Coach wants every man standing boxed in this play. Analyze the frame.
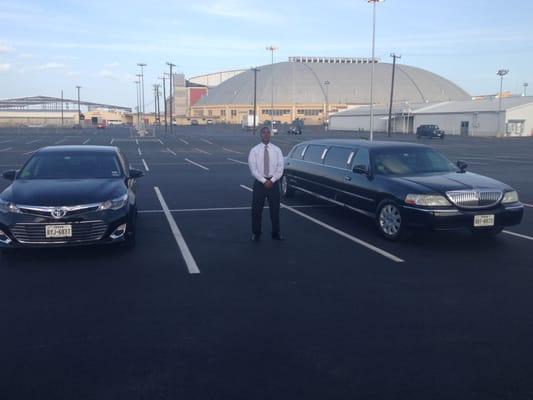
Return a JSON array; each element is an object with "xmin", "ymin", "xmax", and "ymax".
[{"xmin": 248, "ymin": 126, "xmax": 284, "ymax": 241}]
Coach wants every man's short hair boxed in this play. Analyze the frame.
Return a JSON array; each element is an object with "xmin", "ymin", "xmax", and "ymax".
[{"xmin": 260, "ymin": 127, "xmax": 270, "ymax": 135}]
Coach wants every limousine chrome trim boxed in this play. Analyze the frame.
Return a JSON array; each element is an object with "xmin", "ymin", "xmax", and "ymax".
[
  {"xmin": 402, "ymin": 205, "xmax": 461, "ymax": 215},
  {"xmin": 290, "ymin": 175, "xmax": 375, "ymax": 203},
  {"xmin": 292, "ymin": 184, "xmax": 375, "ymax": 218}
]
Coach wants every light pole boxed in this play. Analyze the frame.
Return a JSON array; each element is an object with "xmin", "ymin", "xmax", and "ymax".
[
  {"xmin": 497, "ymin": 69, "xmax": 509, "ymax": 136},
  {"xmin": 368, "ymin": 0, "xmax": 384, "ymax": 141},
  {"xmin": 159, "ymin": 75, "xmax": 168, "ymax": 132},
  {"xmin": 137, "ymin": 63, "xmax": 147, "ymax": 128},
  {"xmin": 136, "ymin": 74, "xmax": 142, "ymax": 128},
  {"xmin": 266, "ymin": 46, "xmax": 278, "ymax": 128},
  {"xmin": 76, "ymin": 85, "xmax": 82, "ymax": 127},
  {"xmin": 252, "ymin": 67, "xmax": 260, "ymax": 135},
  {"xmin": 387, "ymin": 53, "xmax": 401, "ymax": 137},
  {"xmin": 324, "ymin": 80, "xmax": 330, "ymax": 127},
  {"xmin": 167, "ymin": 62, "xmax": 176, "ymax": 133},
  {"xmin": 61, "ymin": 89, "xmax": 64, "ymax": 127},
  {"xmin": 523, "ymin": 83, "xmax": 528, "ymax": 97}
]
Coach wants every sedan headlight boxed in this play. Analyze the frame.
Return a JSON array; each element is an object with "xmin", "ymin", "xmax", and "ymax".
[
  {"xmin": 98, "ymin": 194, "xmax": 128, "ymax": 211},
  {"xmin": 405, "ymin": 194, "xmax": 452, "ymax": 207},
  {"xmin": 502, "ymin": 190, "xmax": 519, "ymax": 204},
  {"xmin": 0, "ymin": 199, "xmax": 19, "ymax": 214}
]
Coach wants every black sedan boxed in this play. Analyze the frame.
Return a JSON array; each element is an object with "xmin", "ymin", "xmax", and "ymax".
[
  {"xmin": 0, "ymin": 146, "xmax": 143, "ymax": 252},
  {"xmin": 281, "ymin": 140, "xmax": 523, "ymax": 240}
]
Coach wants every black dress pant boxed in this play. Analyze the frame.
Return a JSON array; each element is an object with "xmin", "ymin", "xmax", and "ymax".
[{"xmin": 252, "ymin": 179, "xmax": 280, "ymax": 236}]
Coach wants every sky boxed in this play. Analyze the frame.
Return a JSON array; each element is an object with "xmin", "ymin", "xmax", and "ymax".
[{"xmin": 1, "ymin": 0, "xmax": 532, "ymax": 108}]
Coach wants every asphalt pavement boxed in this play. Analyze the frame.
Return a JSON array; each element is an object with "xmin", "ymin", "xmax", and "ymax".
[{"xmin": 1, "ymin": 125, "xmax": 533, "ymax": 400}]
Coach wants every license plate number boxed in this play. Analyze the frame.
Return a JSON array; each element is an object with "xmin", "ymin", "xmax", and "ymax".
[
  {"xmin": 474, "ymin": 215, "xmax": 495, "ymax": 227},
  {"xmin": 45, "ymin": 225, "xmax": 72, "ymax": 238}
]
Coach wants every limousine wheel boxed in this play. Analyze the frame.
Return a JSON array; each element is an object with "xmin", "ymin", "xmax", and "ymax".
[
  {"xmin": 377, "ymin": 200, "xmax": 406, "ymax": 241},
  {"xmin": 281, "ymin": 176, "xmax": 295, "ymax": 198}
]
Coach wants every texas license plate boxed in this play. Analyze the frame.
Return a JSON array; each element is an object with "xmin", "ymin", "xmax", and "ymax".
[
  {"xmin": 474, "ymin": 215, "xmax": 495, "ymax": 227},
  {"xmin": 45, "ymin": 225, "xmax": 72, "ymax": 238}
]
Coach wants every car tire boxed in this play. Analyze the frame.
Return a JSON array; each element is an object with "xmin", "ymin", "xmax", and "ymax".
[
  {"xmin": 281, "ymin": 175, "xmax": 295, "ymax": 198},
  {"xmin": 121, "ymin": 210, "xmax": 137, "ymax": 249},
  {"xmin": 376, "ymin": 199, "xmax": 410, "ymax": 241},
  {"xmin": 470, "ymin": 227, "xmax": 503, "ymax": 238}
]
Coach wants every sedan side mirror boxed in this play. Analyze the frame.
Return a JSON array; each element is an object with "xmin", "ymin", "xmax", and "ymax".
[
  {"xmin": 129, "ymin": 169, "xmax": 144, "ymax": 179},
  {"xmin": 2, "ymin": 170, "xmax": 16, "ymax": 181},
  {"xmin": 456, "ymin": 161, "xmax": 468, "ymax": 173},
  {"xmin": 353, "ymin": 165, "xmax": 369, "ymax": 175}
]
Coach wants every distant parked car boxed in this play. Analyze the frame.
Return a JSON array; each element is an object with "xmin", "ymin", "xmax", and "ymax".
[
  {"xmin": 264, "ymin": 120, "xmax": 278, "ymax": 134},
  {"xmin": 288, "ymin": 118, "xmax": 304, "ymax": 135},
  {"xmin": 416, "ymin": 124, "xmax": 444, "ymax": 139},
  {"xmin": 97, "ymin": 123, "xmax": 106, "ymax": 129},
  {"xmin": 191, "ymin": 119, "xmax": 199, "ymax": 126},
  {"xmin": 206, "ymin": 119, "xmax": 214, "ymax": 125}
]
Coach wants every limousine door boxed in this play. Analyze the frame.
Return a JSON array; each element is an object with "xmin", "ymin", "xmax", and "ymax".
[
  {"xmin": 340, "ymin": 148, "xmax": 377, "ymax": 213},
  {"xmin": 320, "ymin": 146, "xmax": 355, "ymax": 203},
  {"xmin": 295, "ymin": 144, "xmax": 330, "ymax": 195}
]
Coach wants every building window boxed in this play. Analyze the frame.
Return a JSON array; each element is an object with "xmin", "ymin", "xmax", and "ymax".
[
  {"xmin": 231, "ymin": 110, "xmax": 237, "ymax": 117},
  {"xmin": 262, "ymin": 109, "xmax": 291, "ymax": 116},
  {"xmin": 208, "ymin": 110, "xmax": 213, "ymax": 117},
  {"xmin": 297, "ymin": 109, "xmax": 322, "ymax": 116},
  {"xmin": 221, "ymin": 109, "xmax": 226, "ymax": 117}
]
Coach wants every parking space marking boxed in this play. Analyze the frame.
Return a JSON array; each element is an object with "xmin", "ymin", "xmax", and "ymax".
[
  {"xmin": 110, "ymin": 138, "xmax": 115, "ymax": 145},
  {"xmin": 138, "ymin": 204, "xmax": 334, "ymax": 214},
  {"xmin": 223, "ymin": 147, "xmax": 243, "ymax": 154},
  {"xmin": 227, "ymin": 157, "xmax": 248, "ymax": 165},
  {"xmin": 154, "ymin": 186, "xmax": 200, "ymax": 274},
  {"xmin": 83, "ymin": 139, "xmax": 91, "ymax": 145},
  {"xmin": 22, "ymin": 149, "xmax": 37, "ymax": 155},
  {"xmin": 240, "ymin": 185, "xmax": 405, "ymax": 263},
  {"xmin": 194, "ymin": 148, "xmax": 211, "ymax": 155},
  {"xmin": 54, "ymin": 138, "xmax": 66, "ymax": 145},
  {"xmin": 503, "ymin": 230, "xmax": 533, "ymax": 241},
  {"xmin": 166, "ymin": 148, "xmax": 177, "ymax": 156},
  {"xmin": 136, "ymin": 139, "xmax": 139, "ymax": 145},
  {"xmin": 0, "ymin": 139, "xmax": 12, "ymax": 144},
  {"xmin": 26, "ymin": 139, "xmax": 41, "ymax": 144},
  {"xmin": 142, "ymin": 159, "xmax": 150, "ymax": 172},
  {"xmin": 179, "ymin": 138, "xmax": 189, "ymax": 145},
  {"xmin": 0, "ymin": 147, "xmax": 12, "ymax": 152},
  {"xmin": 137, "ymin": 148, "xmax": 142, "ymax": 156},
  {"xmin": 184, "ymin": 158, "xmax": 210, "ymax": 171},
  {"xmin": 158, "ymin": 139, "xmax": 164, "ymax": 145},
  {"xmin": 523, "ymin": 203, "xmax": 533, "ymax": 208},
  {"xmin": 201, "ymin": 138, "xmax": 214, "ymax": 145}
]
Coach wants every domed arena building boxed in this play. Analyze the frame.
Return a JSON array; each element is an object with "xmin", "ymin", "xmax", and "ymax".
[{"xmin": 191, "ymin": 57, "xmax": 470, "ymax": 125}]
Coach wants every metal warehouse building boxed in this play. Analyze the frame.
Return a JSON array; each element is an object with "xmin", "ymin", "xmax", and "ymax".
[
  {"xmin": 191, "ymin": 57, "xmax": 470, "ymax": 125},
  {"xmin": 329, "ymin": 96, "xmax": 533, "ymax": 137}
]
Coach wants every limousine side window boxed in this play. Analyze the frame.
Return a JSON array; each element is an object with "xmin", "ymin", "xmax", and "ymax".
[
  {"xmin": 324, "ymin": 147, "xmax": 353, "ymax": 169},
  {"xmin": 290, "ymin": 144, "xmax": 306, "ymax": 160},
  {"xmin": 303, "ymin": 145, "xmax": 327, "ymax": 163},
  {"xmin": 351, "ymin": 148, "xmax": 370, "ymax": 170}
]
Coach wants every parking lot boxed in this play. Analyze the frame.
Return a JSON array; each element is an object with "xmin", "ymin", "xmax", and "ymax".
[{"xmin": 1, "ymin": 125, "xmax": 533, "ymax": 399}]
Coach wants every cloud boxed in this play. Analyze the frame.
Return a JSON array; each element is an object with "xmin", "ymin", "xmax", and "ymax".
[
  {"xmin": 191, "ymin": 0, "xmax": 280, "ymax": 21},
  {"xmin": 37, "ymin": 62, "xmax": 70, "ymax": 70},
  {"xmin": 0, "ymin": 63, "xmax": 11, "ymax": 73},
  {"xmin": 104, "ymin": 62, "xmax": 120, "ymax": 68},
  {"xmin": 0, "ymin": 41, "xmax": 12, "ymax": 53},
  {"xmin": 96, "ymin": 69, "xmax": 133, "ymax": 82}
]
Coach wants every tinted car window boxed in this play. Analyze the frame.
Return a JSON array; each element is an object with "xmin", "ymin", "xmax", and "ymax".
[
  {"xmin": 19, "ymin": 152, "xmax": 124, "ymax": 180},
  {"xmin": 290, "ymin": 144, "xmax": 306, "ymax": 160},
  {"xmin": 351, "ymin": 148, "xmax": 370, "ymax": 168},
  {"xmin": 303, "ymin": 145, "xmax": 327, "ymax": 163},
  {"xmin": 324, "ymin": 147, "xmax": 353, "ymax": 169},
  {"xmin": 373, "ymin": 148, "xmax": 455, "ymax": 176}
]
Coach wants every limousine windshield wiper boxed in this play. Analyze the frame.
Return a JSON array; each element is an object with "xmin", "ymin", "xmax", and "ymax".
[{"xmin": 282, "ymin": 139, "xmax": 523, "ymax": 241}]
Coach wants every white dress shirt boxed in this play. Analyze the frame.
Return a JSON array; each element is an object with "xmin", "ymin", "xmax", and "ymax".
[{"xmin": 248, "ymin": 142, "xmax": 284, "ymax": 183}]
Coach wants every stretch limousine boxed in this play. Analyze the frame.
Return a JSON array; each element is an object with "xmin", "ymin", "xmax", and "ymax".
[{"xmin": 281, "ymin": 140, "xmax": 524, "ymax": 240}]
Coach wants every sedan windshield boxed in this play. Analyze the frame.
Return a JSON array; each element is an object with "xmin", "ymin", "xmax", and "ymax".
[
  {"xmin": 18, "ymin": 152, "xmax": 123, "ymax": 180},
  {"xmin": 373, "ymin": 148, "xmax": 456, "ymax": 176}
]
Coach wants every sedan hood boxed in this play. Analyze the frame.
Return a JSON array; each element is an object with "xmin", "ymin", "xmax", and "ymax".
[
  {"xmin": 1, "ymin": 179, "xmax": 126, "ymax": 206},
  {"xmin": 396, "ymin": 172, "xmax": 510, "ymax": 194}
]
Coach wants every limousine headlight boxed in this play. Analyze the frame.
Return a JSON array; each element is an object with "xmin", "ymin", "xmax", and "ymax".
[
  {"xmin": 502, "ymin": 190, "xmax": 519, "ymax": 204},
  {"xmin": 98, "ymin": 194, "xmax": 128, "ymax": 211},
  {"xmin": 405, "ymin": 194, "xmax": 452, "ymax": 207}
]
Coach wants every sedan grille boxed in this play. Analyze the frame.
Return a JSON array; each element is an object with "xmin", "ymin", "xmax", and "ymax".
[
  {"xmin": 446, "ymin": 190, "xmax": 503, "ymax": 209},
  {"xmin": 11, "ymin": 221, "xmax": 108, "ymax": 244}
]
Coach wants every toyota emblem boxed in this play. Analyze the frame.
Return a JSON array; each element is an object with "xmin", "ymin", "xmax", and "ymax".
[{"xmin": 51, "ymin": 208, "xmax": 67, "ymax": 219}]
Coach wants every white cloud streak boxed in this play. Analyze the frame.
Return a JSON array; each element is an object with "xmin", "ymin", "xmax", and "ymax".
[{"xmin": 0, "ymin": 63, "xmax": 11, "ymax": 73}]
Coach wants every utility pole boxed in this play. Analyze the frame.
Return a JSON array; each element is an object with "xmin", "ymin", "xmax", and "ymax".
[
  {"xmin": 153, "ymin": 84, "xmax": 159, "ymax": 125},
  {"xmin": 368, "ymin": 0, "xmax": 384, "ymax": 141},
  {"xmin": 136, "ymin": 75, "xmax": 142, "ymax": 128},
  {"xmin": 497, "ymin": 69, "xmax": 509, "ymax": 136},
  {"xmin": 167, "ymin": 62, "xmax": 176, "ymax": 133},
  {"xmin": 266, "ymin": 46, "xmax": 278, "ymax": 128},
  {"xmin": 76, "ymin": 85, "xmax": 81, "ymax": 127},
  {"xmin": 61, "ymin": 89, "xmax": 64, "ymax": 127},
  {"xmin": 159, "ymin": 75, "xmax": 167, "ymax": 132},
  {"xmin": 252, "ymin": 67, "xmax": 259, "ymax": 135},
  {"xmin": 387, "ymin": 53, "xmax": 401, "ymax": 137},
  {"xmin": 137, "ymin": 63, "xmax": 147, "ymax": 128},
  {"xmin": 523, "ymin": 83, "xmax": 528, "ymax": 97},
  {"xmin": 324, "ymin": 80, "xmax": 330, "ymax": 127}
]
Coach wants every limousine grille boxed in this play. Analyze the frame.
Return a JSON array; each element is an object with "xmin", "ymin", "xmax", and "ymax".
[
  {"xmin": 446, "ymin": 190, "xmax": 503, "ymax": 209},
  {"xmin": 11, "ymin": 221, "xmax": 107, "ymax": 244}
]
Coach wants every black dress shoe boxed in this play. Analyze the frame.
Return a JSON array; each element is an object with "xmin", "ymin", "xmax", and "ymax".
[
  {"xmin": 251, "ymin": 234, "xmax": 261, "ymax": 242},
  {"xmin": 271, "ymin": 234, "xmax": 285, "ymax": 241}
]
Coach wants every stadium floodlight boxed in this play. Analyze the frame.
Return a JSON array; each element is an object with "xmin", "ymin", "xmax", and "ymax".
[
  {"xmin": 266, "ymin": 46, "xmax": 278, "ymax": 126},
  {"xmin": 137, "ymin": 63, "xmax": 147, "ymax": 128},
  {"xmin": 367, "ymin": 0, "xmax": 385, "ymax": 141},
  {"xmin": 166, "ymin": 62, "xmax": 176, "ymax": 133},
  {"xmin": 497, "ymin": 69, "xmax": 509, "ymax": 135}
]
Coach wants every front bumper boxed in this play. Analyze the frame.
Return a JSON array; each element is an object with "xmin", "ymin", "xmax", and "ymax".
[
  {"xmin": 401, "ymin": 203, "xmax": 524, "ymax": 231},
  {"xmin": 0, "ymin": 208, "xmax": 131, "ymax": 249}
]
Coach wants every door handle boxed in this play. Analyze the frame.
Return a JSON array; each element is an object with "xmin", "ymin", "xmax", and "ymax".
[{"xmin": 344, "ymin": 176, "xmax": 352, "ymax": 181}]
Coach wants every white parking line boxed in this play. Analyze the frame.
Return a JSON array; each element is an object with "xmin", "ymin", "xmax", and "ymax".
[
  {"xmin": 0, "ymin": 139, "xmax": 12, "ymax": 144},
  {"xmin": 227, "ymin": 157, "xmax": 248, "ymax": 165},
  {"xmin": 184, "ymin": 158, "xmax": 210, "ymax": 171},
  {"xmin": 523, "ymin": 203, "xmax": 533, "ymax": 208},
  {"xmin": 0, "ymin": 147, "xmax": 12, "ymax": 152},
  {"xmin": 138, "ymin": 204, "xmax": 334, "ymax": 214},
  {"xmin": 223, "ymin": 147, "xmax": 243, "ymax": 154},
  {"xmin": 110, "ymin": 138, "xmax": 115, "ymax": 145},
  {"xmin": 142, "ymin": 159, "xmax": 150, "ymax": 172},
  {"xmin": 201, "ymin": 138, "xmax": 214, "ymax": 145},
  {"xmin": 166, "ymin": 148, "xmax": 177, "ymax": 156},
  {"xmin": 137, "ymin": 148, "xmax": 142, "ymax": 156},
  {"xmin": 22, "ymin": 149, "xmax": 37, "ymax": 155},
  {"xmin": 240, "ymin": 184, "xmax": 405, "ymax": 263},
  {"xmin": 83, "ymin": 138, "xmax": 91, "ymax": 145},
  {"xmin": 26, "ymin": 139, "xmax": 41, "ymax": 144},
  {"xmin": 179, "ymin": 138, "xmax": 189, "ymax": 145},
  {"xmin": 154, "ymin": 187, "xmax": 200, "ymax": 274},
  {"xmin": 503, "ymin": 230, "xmax": 533, "ymax": 241},
  {"xmin": 194, "ymin": 148, "xmax": 211, "ymax": 155},
  {"xmin": 158, "ymin": 139, "xmax": 164, "ymax": 145},
  {"xmin": 136, "ymin": 139, "xmax": 139, "ymax": 145},
  {"xmin": 54, "ymin": 138, "xmax": 66, "ymax": 145}
]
